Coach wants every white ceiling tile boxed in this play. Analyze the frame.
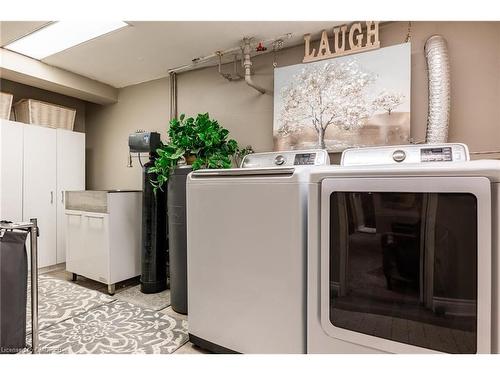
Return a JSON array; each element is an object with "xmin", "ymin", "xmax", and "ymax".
[{"xmin": 40, "ymin": 21, "xmax": 341, "ymax": 87}]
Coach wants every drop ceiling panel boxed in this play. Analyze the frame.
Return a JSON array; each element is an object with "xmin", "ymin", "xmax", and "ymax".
[
  {"xmin": 42, "ymin": 21, "xmax": 342, "ymax": 88},
  {"xmin": 0, "ymin": 21, "xmax": 51, "ymax": 46}
]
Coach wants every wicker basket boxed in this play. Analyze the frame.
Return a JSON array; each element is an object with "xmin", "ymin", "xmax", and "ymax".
[
  {"xmin": 0, "ymin": 92, "xmax": 14, "ymax": 120},
  {"xmin": 13, "ymin": 99, "xmax": 76, "ymax": 130}
]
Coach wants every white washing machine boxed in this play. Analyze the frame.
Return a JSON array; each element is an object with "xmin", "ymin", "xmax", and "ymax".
[
  {"xmin": 308, "ymin": 143, "xmax": 500, "ymax": 353},
  {"xmin": 187, "ymin": 149, "xmax": 329, "ymax": 353}
]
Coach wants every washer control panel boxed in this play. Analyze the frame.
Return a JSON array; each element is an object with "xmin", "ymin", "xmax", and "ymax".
[
  {"xmin": 293, "ymin": 153, "xmax": 318, "ymax": 165},
  {"xmin": 241, "ymin": 149, "xmax": 330, "ymax": 168},
  {"xmin": 341, "ymin": 143, "xmax": 470, "ymax": 166}
]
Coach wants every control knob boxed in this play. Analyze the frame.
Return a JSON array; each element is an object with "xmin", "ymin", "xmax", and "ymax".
[
  {"xmin": 392, "ymin": 150, "xmax": 406, "ymax": 163},
  {"xmin": 275, "ymin": 155, "xmax": 285, "ymax": 166}
]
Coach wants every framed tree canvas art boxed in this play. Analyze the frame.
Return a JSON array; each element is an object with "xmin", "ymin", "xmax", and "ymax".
[{"xmin": 273, "ymin": 43, "xmax": 411, "ymax": 152}]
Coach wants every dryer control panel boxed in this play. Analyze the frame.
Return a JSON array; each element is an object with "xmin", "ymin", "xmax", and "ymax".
[
  {"xmin": 241, "ymin": 149, "xmax": 330, "ymax": 168},
  {"xmin": 341, "ymin": 143, "xmax": 470, "ymax": 166}
]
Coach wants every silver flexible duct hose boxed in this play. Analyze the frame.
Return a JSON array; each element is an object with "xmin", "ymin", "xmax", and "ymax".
[{"xmin": 425, "ymin": 35, "xmax": 451, "ymax": 143}]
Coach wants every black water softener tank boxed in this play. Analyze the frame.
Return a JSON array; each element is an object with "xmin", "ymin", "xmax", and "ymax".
[{"xmin": 129, "ymin": 132, "xmax": 168, "ymax": 294}]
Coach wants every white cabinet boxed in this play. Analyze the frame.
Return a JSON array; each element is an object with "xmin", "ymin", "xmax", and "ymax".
[
  {"xmin": 0, "ymin": 120, "xmax": 23, "ymax": 222},
  {"xmin": 56, "ymin": 129, "xmax": 85, "ymax": 263},
  {"xmin": 0, "ymin": 119, "xmax": 85, "ymax": 268},
  {"xmin": 23, "ymin": 124, "xmax": 58, "ymax": 268},
  {"xmin": 65, "ymin": 191, "xmax": 142, "ymax": 294}
]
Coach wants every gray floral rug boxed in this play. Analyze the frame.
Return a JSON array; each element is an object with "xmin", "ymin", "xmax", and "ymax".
[
  {"xmin": 23, "ymin": 275, "xmax": 188, "ymax": 354},
  {"xmin": 35, "ymin": 301, "xmax": 188, "ymax": 354},
  {"xmin": 114, "ymin": 285, "xmax": 171, "ymax": 311},
  {"xmin": 26, "ymin": 275, "xmax": 116, "ymax": 333}
]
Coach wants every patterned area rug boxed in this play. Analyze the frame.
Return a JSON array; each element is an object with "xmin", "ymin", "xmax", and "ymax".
[
  {"xmin": 23, "ymin": 275, "xmax": 188, "ymax": 354},
  {"xmin": 35, "ymin": 301, "xmax": 188, "ymax": 354},
  {"xmin": 26, "ymin": 275, "xmax": 115, "ymax": 333},
  {"xmin": 114, "ymin": 285, "xmax": 171, "ymax": 311}
]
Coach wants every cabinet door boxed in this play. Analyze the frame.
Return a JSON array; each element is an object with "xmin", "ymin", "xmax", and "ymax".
[
  {"xmin": 65, "ymin": 211, "xmax": 84, "ymax": 274},
  {"xmin": 56, "ymin": 129, "xmax": 85, "ymax": 263},
  {"xmin": 0, "ymin": 120, "xmax": 23, "ymax": 221},
  {"xmin": 82, "ymin": 212, "xmax": 109, "ymax": 283},
  {"xmin": 23, "ymin": 125, "xmax": 57, "ymax": 268}
]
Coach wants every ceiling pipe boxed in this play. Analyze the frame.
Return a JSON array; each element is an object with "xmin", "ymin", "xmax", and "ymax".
[
  {"xmin": 167, "ymin": 33, "xmax": 292, "ymax": 74},
  {"xmin": 166, "ymin": 34, "xmax": 291, "ymax": 112},
  {"xmin": 242, "ymin": 37, "xmax": 269, "ymax": 95},
  {"xmin": 168, "ymin": 46, "xmax": 244, "ymax": 74}
]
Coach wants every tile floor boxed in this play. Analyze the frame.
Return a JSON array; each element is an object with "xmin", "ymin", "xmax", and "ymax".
[{"xmin": 43, "ymin": 269, "xmax": 210, "ymax": 354}]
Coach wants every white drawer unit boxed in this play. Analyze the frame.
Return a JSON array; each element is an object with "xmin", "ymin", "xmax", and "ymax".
[{"xmin": 65, "ymin": 190, "xmax": 142, "ymax": 294}]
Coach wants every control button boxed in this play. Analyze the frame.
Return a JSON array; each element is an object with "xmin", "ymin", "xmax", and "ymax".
[
  {"xmin": 275, "ymin": 155, "xmax": 285, "ymax": 166},
  {"xmin": 392, "ymin": 150, "xmax": 406, "ymax": 163}
]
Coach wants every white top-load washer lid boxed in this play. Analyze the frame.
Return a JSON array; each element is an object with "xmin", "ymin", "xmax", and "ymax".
[{"xmin": 189, "ymin": 149, "xmax": 330, "ymax": 182}]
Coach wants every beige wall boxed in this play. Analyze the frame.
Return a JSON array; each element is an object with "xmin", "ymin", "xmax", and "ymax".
[
  {"xmin": 1, "ymin": 78, "xmax": 87, "ymax": 132},
  {"xmin": 86, "ymin": 77, "xmax": 170, "ymax": 189},
  {"xmin": 85, "ymin": 21, "xmax": 500, "ymax": 190}
]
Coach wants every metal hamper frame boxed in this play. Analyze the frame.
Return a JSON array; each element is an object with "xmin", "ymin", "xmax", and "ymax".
[{"xmin": 0, "ymin": 218, "xmax": 39, "ymax": 354}]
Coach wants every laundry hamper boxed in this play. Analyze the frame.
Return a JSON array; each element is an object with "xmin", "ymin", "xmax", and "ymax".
[{"xmin": 0, "ymin": 230, "xmax": 28, "ymax": 353}]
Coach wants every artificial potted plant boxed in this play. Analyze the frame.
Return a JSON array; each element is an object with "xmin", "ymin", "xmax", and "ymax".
[
  {"xmin": 149, "ymin": 113, "xmax": 239, "ymax": 192},
  {"xmin": 148, "ymin": 113, "xmax": 240, "ymax": 313}
]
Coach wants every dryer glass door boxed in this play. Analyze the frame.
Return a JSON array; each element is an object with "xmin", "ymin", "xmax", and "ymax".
[{"xmin": 320, "ymin": 177, "xmax": 491, "ymax": 353}]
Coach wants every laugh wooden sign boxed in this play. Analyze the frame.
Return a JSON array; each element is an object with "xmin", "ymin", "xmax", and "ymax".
[{"xmin": 303, "ymin": 21, "xmax": 380, "ymax": 63}]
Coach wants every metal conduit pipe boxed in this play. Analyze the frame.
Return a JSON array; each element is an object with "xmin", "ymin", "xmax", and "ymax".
[
  {"xmin": 242, "ymin": 37, "xmax": 268, "ymax": 94},
  {"xmin": 168, "ymin": 45, "xmax": 244, "ymax": 74},
  {"xmin": 169, "ymin": 71, "xmax": 177, "ymax": 120}
]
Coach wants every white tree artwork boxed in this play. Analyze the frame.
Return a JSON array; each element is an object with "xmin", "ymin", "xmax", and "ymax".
[
  {"xmin": 273, "ymin": 43, "xmax": 411, "ymax": 152},
  {"xmin": 279, "ymin": 60, "xmax": 376, "ymax": 149},
  {"xmin": 372, "ymin": 91, "xmax": 405, "ymax": 115}
]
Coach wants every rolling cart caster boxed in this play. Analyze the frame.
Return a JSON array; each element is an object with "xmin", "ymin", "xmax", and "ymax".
[{"xmin": 107, "ymin": 284, "xmax": 116, "ymax": 295}]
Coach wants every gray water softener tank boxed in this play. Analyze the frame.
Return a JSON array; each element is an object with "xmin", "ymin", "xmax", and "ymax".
[{"xmin": 168, "ymin": 166, "xmax": 192, "ymax": 314}]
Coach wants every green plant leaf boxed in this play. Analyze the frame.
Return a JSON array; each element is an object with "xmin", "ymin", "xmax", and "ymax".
[{"xmin": 149, "ymin": 113, "xmax": 242, "ymax": 190}]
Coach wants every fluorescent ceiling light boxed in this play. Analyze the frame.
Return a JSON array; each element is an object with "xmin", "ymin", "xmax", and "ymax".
[{"xmin": 4, "ymin": 21, "xmax": 128, "ymax": 60}]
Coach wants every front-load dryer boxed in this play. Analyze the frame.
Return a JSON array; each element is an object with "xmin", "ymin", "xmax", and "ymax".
[
  {"xmin": 187, "ymin": 149, "xmax": 329, "ymax": 353},
  {"xmin": 308, "ymin": 144, "xmax": 500, "ymax": 353}
]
